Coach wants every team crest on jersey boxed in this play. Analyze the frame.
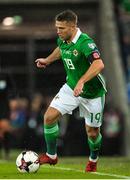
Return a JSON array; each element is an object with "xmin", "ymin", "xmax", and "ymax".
[{"xmin": 73, "ymin": 49, "xmax": 78, "ymax": 56}]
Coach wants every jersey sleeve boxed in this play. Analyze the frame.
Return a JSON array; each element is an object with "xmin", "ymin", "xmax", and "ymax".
[{"xmin": 81, "ymin": 39, "xmax": 101, "ymax": 62}]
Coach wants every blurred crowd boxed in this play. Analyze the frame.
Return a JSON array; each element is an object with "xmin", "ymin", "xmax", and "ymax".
[
  {"xmin": 0, "ymin": 91, "xmax": 124, "ymax": 160},
  {"xmin": 0, "ymin": 93, "xmax": 47, "ymax": 160},
  {"xmin": 115, "ymin": 1, "xmax": 130, "ymax": 102}
]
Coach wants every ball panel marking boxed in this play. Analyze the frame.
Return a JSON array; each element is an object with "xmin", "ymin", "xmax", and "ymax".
[{"xmin": 16, "ymin": 150, "xmax": 40, "ymax": 173}]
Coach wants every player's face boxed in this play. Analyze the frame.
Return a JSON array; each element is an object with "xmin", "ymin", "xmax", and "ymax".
[{"xmin": 55, "ymin": 20, "xmax": 76, "ymax": 42}]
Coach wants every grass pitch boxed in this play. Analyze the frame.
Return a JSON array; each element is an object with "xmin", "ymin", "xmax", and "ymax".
[{"xmin": 0, "ymin": 151, "xmax": 130, "ymax": 179}]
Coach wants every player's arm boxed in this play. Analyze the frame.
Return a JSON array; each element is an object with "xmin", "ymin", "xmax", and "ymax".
[
  {"xmin": 74, "ymin": 53, "xmax": 104, "ymax": 97},
  {"xmin": 35, "ymin": 47, "xmax": 61, "ymax": 68},
  {"xmin": 79, "ymin": 58, "xmax": 104, "ymax": 83}
]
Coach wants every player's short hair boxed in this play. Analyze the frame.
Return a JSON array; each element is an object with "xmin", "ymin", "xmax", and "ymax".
[{"xmin": 55, "ymin": 10, "xmax": 78, "ymax": 25}]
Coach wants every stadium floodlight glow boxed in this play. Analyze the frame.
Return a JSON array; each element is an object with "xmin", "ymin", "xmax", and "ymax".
[
  {"xmin": 2, "ymin": 15, "xmax": 22, "ymax": 26},
  {"xmin": 2, "ymin": 17, "xmax": 15, "ymax": 26}
]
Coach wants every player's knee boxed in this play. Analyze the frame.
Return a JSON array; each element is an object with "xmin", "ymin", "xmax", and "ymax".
[
  {"xmin": 44, "ymin": 107, "xmax": 61, "ymax": 125},
  {"xmin": 88, "ymin": 132, "xmax": 97, "ymax": 140},
  {"xmin": 44, "ymin": 111, "xmax": 57, "ymax": 125},
  {"xmin": 44, "ymin": 112, "xmax": 52, "ymax": 125},
  {"xmin": 87, "ymin": 127, "xmax": 99, "ymax": 140}
]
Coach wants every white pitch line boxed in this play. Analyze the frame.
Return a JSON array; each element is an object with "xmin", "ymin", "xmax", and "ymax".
[
  {"xmin": 43, "ymin": 166, "xmax": 130, "ymax": 179},
  {"xmin": 93, "ymin": 172, "xmax": 130, "ymax": 179}
]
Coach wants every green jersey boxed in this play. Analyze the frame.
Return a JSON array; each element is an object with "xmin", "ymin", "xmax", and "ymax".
[{"xmin": 57, "ymin": 29, "xmax": 107, "ymax": 98}]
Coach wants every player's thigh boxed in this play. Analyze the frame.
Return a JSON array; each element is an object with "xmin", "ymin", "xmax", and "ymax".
[
  {"xmin": 79, "ymin": 95, "xmax": 105, "ymax": 127},
  {"xmin": 44, "ymin": 107, "xmax": 62, "ymax": 125},
  {"xmin": 50, "ymin": 83, "xmax": 79, "ymax": 115}
]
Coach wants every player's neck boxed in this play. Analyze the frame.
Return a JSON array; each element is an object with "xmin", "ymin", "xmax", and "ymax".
[{"xmin": 66, "ymin": 28, "xmax": 78, "ymax": 44}]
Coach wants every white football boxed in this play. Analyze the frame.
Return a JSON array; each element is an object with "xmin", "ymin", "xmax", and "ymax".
[{"xmin": 16, "ymin": 150, "xmax": 40, "ymax": 173}]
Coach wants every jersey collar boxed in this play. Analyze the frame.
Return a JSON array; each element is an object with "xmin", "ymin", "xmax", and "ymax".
[{"xmin": 72, "ymin": 28, "xmax": 82, "ymax": 44}]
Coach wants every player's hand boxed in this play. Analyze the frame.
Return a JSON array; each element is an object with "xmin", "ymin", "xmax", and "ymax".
[
  {"xmin": 73, "ymin": 81, "xmax": 84, "ymax": 97},
  {"xmin": 35, "ymin": 58, "xmax": 48, "ymax": 68}
]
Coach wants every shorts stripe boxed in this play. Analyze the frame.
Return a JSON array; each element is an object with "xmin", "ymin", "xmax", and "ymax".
[
  {"xmin": 101, "ymin": 95, "xmax": 105, "ymax": 110},
  {"xmin": 101, "ymin": 95, "xmax": 105, "ymax": 121}
]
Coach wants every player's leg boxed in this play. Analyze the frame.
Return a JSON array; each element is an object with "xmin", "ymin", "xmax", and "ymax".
[
  {"xmin": 39, "ymin": 107, "xmax": 61, "ymax": 165},
  {"xmin": 85, "ymin": 125, "xmax": 101, "ymax": 172},
  {"xmin": 79, "ymin": 95, "xmax": 105, "ymax": 172},
  {"xmin": 44, "ymin": 107, "xmax": 61, "ymax": 157},
  {"xmin": 39, "ymin": 84, "xmax": 79, "ymax": 165}
]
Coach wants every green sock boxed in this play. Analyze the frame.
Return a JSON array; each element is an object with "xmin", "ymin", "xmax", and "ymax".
[
  {"xmin": 44, "ymin": 123, "xmax": 59, "ymax": 155},
  {"xmin": 88, "ymin": 133, "xmax": 102, "ymax": 160}
]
